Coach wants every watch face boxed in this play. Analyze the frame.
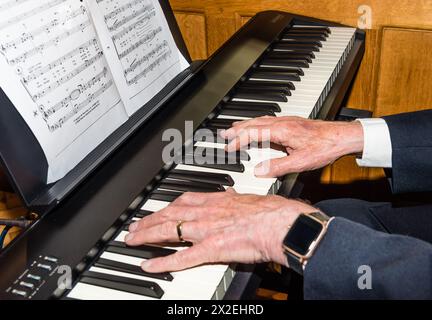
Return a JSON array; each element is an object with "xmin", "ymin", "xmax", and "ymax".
[{"xmin": 283, "ymin": 214, "xmax": 324, "ymax": 256}]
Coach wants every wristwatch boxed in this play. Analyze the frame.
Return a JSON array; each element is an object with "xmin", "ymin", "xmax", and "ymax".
[{"xmin": 282, "ymin": 212, "xmax": 334, "ymax": 275}]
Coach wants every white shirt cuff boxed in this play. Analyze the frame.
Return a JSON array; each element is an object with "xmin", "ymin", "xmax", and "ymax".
[{"xmin": 356, "ymin": 118, "xmax": 393, "ymax": 168}]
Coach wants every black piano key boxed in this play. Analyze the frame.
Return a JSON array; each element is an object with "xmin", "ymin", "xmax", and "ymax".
[
  {"xmin": 273, "ymin": 42, "xmax": 320, "ymax": 52},
  {"xmin": 159, "ymin": 179, "xmax": 225, "ymax": 193},
  {"xmin": 237, "ymin": 84, "xmax": 291, "ymax": 95},
  {"xmin": 202, "ymin": 118, "xmax": 237, "ymax": 131},
  {"xmin": 232, "ymin": 89, "xmax": 288, "ymax": 103},
  {"xmin": 231, "ymin": 91, "xmax": 287, "ymax": 103},
  {"xmin": 194, "ymin": 133, "xmax": 229, "ymax": 145},
  {"xmin": 260, "ymin": 58, "xmax": 309, "ymax": 68},
  {"xmin": 277, "ymin": 39, "xmax": 322, "ymax": 47},
  {"xmin": 150, "ymin": 190, "xmax": 182, "ymax": 202},
  {"xmin": 248, "ymin": 70, "xmax": 301, "ymax": 82},
  {"xmin": 168, "ymin": 169, "xmax": 235, "ymax": 187},
  {"xmin": 281, "ymin": 33, "xmax": 327, "ymax": 41},
  {"xmin": 242, "ymin": 80, "xmax": 295, "ymax": 92},
  {"xmin": 224, "ymin": 101, "xmax": 281, "ymax": 113},
  {"xmin": 289, "ymin": 26, "xmax": 331, "ymax": 34},
  {"xmin": 182, "ymin": 160, "xmax": 245, "ymax": 173},
  {"xmin": 186, "ymin": 146, "xmax": 250, "ymax": 162},
  {"xmin": 107, "ymin": 241, "xmax": 176, "ymax": 259},
  {"xmin": 94, "ymin": 258, "xmax": 173, "ymax": 282},
  {"xmin": 274, "ymin": 48, "xmax": 318, "ymax": 56},
  {"xmin": 254, "ymin": 66, "xmax": 304, "ymax": 76},
  {"xmin": 80, "ymin": 271, "xmax": 164, "ymax": 299},
  {"xmin": 219, "ymin": 108, "xmax": 275, "ymax": 118},
  {"xmin": 266, "ymin": 51, "xmax": 315, "ymax": 61},
  {"xmin": 135, "ymin": 210, "xmax": 152, "ymax": 219}
]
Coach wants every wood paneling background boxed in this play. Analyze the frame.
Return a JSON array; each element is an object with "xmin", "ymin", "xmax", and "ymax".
[{"xmin": 169, "ymin": 0, "xmax": 432, "ymax": 184}]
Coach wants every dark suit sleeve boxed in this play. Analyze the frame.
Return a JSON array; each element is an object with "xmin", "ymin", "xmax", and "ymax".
[
  {"xmin": 303, "ymin": 218, "xmax": 432, "ymax": 299},
  {"xmin": 383, "ymin": 110, "xmax": 432, "ymax": 194}
]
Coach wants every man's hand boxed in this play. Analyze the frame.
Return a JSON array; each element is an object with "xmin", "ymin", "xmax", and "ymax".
[
  {"xmin": 220, "ymin": 116, "xmax": 364, "ymax": 178},
  {"xmin": 125, "ymin": 189, "xmax": 317, "ymax": 273}
]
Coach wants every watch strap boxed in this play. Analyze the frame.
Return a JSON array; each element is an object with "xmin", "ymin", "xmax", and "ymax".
[
  {"xmin": 284, "ymin": 212, "xmax": 331, "ymax": 276},
  {"xmin": 286, "ymin": 251, "xmax": 303, "ymax": 275}
]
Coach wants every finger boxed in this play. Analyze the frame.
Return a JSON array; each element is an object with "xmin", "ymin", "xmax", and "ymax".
[
  {"xmin": 226, "ymin": 187, "xmax": 237, "ymax": 194},
  {"xmin": 221, "ymin": 117, "xmax": 277, "ymax": 139},
  {"xmin": 126, "ymin": 220, "xmax": 201, "ymax": 245},
  {"xmin": 141, "ymin": 244, "xmax": 215, "ymax": 273},
  {"xmin": 130, "ymin": 205, "xmax": 223, "ymax": 231},
  {"xmin": 173, "ymin": 191, "xmax": 228, "ymax": 206},
  {"xmin": 254, "ymin": 152, "xmax": 306, "ymax": 177},
  {"xmin": 225, "ymin": 126, "xmax": 274, "ymax": 152}
]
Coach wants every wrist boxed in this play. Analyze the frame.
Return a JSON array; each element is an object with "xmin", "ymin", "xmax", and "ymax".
[
  {"xmin": 268, "ymin": 201, "xmax": 317, "ymax": 268},
  {"xmin": 280, "ymin": 211, "xmax": 334, "ymax": 272},
  {"xmin": 332, "ymin": 121, "xmax": 364, "ymax": 158}
]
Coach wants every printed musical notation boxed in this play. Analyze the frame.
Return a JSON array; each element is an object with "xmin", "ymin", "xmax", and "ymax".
[
  {"xmin": 0, "ymin": 0, "xmax": 187, "ymax": 182},
  {"xmin": 88, "ymin": 0, "xmax": 189, "ymax": 114},
  {"xmin": 0, "ymin": 1, "xmax": 120, "ymax": 132},
  {"xmin": 0, "ymin": 0, "xmax": 128, "ymax": 183}
]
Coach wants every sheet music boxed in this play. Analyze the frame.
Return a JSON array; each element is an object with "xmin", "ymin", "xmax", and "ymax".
[
  {"xmin": 85, "ymin": 0, "xmax": 190, "ymax": 115},
  {"xmin": 0, "ymin": 0, "xmax": 129, "ymax": 183}
]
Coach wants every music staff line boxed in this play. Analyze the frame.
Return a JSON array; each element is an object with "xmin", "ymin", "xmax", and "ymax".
[
  {"xmin": 0, "ymin": 0, "xmax": 68, "ymax": 31},
  {"xmin": 1, "ymin": 5, "xmax": 87, "ymax": 53},
  {"xmin": 43, "ymin": 66, "xmax": 109, "ymax": 119},
  {"xmin": 117, "ymin": 27, "xmax": 162, "ymax": 60},
  {"xmin": 32, "ymin": 50, "xmax": 104, "ymax": 102},
  {"xmin": 22, "ymin": 38, "xmax": 99, "ymax": 84},
  {"xmin": 103, "ymin": 0, "xmax": 149, "ymax": 22},
  {"xmin": 8, "ymin": 20, "xmax": 92, "ymax": 66},
  {"xmin": 47, "ymin": 78, "xmax": 114, "ymax": 132},
  {"xmin": 124, "ymin": 40, "xmax": 168, "ymax": 75},
  {"xmin": 127, "ymin": 49, "xmax": 172, "ymax": 85},
  {"xmin": 107, "ymin": 4, "xmax": 154, "ymax": 32},
  {"xmin": 111, "ymin": 10, "xmax": 156, "ymax": 42},
  {"xmin": 0, "ymin": 0, "xmax": 32, "ymax": 12}
]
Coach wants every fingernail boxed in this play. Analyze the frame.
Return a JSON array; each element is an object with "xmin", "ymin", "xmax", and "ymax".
[
  {"xmin": 129, "ymin": 222, "xmax": 138, "ymax": 232},
  {"xmin": 141, "ymin": 260, "xmax": 152, "ymax": 270},
  {"xmin": 254, "ymin": 164, "xmax": 268, "ymax": 177},
  {"xmin": 125, "ymin": 233, "xmax": 134, "ymax": 243},
  {"xmin": 226, "ymin": 142, "xmax": 236, "ymax": 152},
  {"xmin": 223, "ymin": 128, "xmax": 234, "ymax": 138}
]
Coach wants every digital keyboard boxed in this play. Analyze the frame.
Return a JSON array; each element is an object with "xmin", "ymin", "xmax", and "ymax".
[{"xmin": 0, "ymin": 10, "xmax": 365, "ymax": 300}]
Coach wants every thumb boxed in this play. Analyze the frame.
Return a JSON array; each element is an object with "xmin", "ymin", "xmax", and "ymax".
[{"xmin": 254, "ymin": 153, "xmax": 305, "ymax": 178}]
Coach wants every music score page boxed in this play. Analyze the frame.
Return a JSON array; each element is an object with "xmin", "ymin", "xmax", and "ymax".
[
  {"xmin": 85, "ymin": 0, "xmax": 189, "ymax": 115},
  {"xmin": 0, "ymin": 0, "xmax": 189, "ymax": 183}
]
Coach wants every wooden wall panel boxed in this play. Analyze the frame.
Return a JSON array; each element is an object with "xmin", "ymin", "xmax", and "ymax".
[
  {"xmin": 174, "ymin": 11, "xmax": 208, "ymax": 60},
  {"xmin": 171, "ymin": 0, "xmax": 432, "ymax": 185},
  {"xmin": 375, "ymin": 27, "xmax": 432, "ymax": 116}
]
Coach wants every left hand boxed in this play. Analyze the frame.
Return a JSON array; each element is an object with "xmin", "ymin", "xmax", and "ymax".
[{"xmin": 125, "ymin": 189, "xmax": 318, "ymax": 273}]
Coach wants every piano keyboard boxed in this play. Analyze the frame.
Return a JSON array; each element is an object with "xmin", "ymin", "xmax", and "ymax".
[{"xmin": 66, "ymin": 25, "xmax": 357, "ymax": 301}]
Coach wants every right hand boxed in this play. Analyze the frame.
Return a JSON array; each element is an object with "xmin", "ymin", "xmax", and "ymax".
[{"xmin": 220, "ymin": 116, "xmax": 364, "ymax": 178}]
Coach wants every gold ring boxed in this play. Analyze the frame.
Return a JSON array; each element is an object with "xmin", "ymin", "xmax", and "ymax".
[{"xmin": 176, "ymin": 220, "xmax": 185, "ymax": 242}]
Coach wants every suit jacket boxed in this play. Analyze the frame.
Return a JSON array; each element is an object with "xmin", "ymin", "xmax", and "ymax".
[{"xmin": 304, "ymin": 110, "xmax": 432, "ymax": 299}]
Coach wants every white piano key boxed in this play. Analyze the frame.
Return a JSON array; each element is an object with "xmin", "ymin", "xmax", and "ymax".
[
  {"xmin": 99, "ymin": 252, "xmax": 227, "ymax": 286},
  {"xmin": 175, "ymin": 164, "xmax": 277, "ymax": 195},
  {"xmin": 68, "ymin": 283, "xmax": 156, "ymax": 300},
  {"xmin": 141, "ymin": 199, "xmax": 170, "ymax": 212}
]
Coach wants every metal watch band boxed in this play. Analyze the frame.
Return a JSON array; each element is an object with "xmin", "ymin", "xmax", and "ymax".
[
  {"xmin": 286, "ymin": 251, "xmax": 304, "ymax": 275},
  {"xmin": 284, "ymin": 212, "xmax": 331, "ymax": 276}
]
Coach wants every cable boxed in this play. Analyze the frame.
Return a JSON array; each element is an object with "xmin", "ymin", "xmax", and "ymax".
[
  {"xmin": 0, "ymin": 226, "xmax": 12, "ymax": 249},
  {"xmin": 0, "ymin": 219, "xmax": 33, "ymax": 229}
]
